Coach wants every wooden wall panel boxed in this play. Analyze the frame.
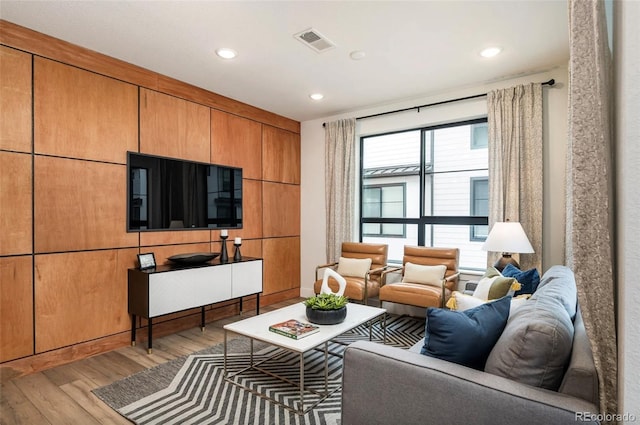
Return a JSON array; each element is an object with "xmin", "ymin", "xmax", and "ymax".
[
  {"xmin": 0, "ymin": 152, "xmax": 32, "ymax": 255},
  {"xmin": 0, "ymin": 19, "xmax": 302, "ymax": 370},
  {"xmin": 211, "ymin": 111, "xmax": 262, "ymax": 180},
  {"xmin": 1, "ymin": 20, "xmax": 299, "ymax": 132},
  {"xmin": 34, "ymin": 249, "xmax": 137, "ymax": 352},
  {"xmin": 34, "ymin": 156, "xmax": 138, "ymax": 252},
  {"xmin": 239, "ymin": 239, "xmax": 262, "ymax": 259},
  {"xmin": 140, "ymin": 230, "xmax": 210, "ymax": 247},
  {"xmin": 240, "ymin": 179, "xmax": 263, "ymax": 239},
  {"xmin": 0, "ymin": 256, "xmax": 33, "ymax": 362},
  {"xmin": 143, "ymin": 242, "xmax": 211, "ymax": 267},
  {"xmin": 263, "ymin": 182, "xmax": 300, "ymax": 238},
  {"xmin": 262, "ymin": 237, "xmax": 300, "ymax": 295},
  {"xmin": 158, "ymin": 75, "xmax": 299, "ymax": 134},
  {"xmin": 34, "ymin": 58, "xmax": 138, "ymax": 164},
  {"xmin": 0, "ymin": 46, "xmax": 31, "ymax": 153},
  {"xmin": 262, "ymin": 126, "xmax": 300, "ymax": 184},
  {"xmin": 140, "ymin": 89, "xmax": 210, "ymax": 163},
  {"xmin": 0, "ymin": 20, "xmax": 159, "ymax": 91}
]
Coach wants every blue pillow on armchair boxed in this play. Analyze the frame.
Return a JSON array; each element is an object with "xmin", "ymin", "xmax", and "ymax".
[
  {"xmin": 502, "ymin": 263, "xmax": 540, "ymax": 295},
  {"xmin": 420, "ymin": 296, "xmax": 511, "ymax": 370}
]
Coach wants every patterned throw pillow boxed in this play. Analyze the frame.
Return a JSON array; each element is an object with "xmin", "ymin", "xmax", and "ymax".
[{"xmin": 472, "ymin": 267, "xmax": 520, "ymax": 300}]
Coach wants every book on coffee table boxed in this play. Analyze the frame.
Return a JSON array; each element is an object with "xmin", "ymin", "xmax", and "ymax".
[{"xmin": 269, "ymin": 319, "xmax": 320, "ymax": 340}]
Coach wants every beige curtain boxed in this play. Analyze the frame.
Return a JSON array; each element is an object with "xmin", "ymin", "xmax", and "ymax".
[
  {"xmin": 487, "ymin": 84, "xmax": 543, "ymax": 271},
  {"xmin": 325, "ymin": 118, "xmax": 356, "ymax": 262},
  {"xmin": 566, "ymin": 0, "xmax": 617, "ymax": 419}
]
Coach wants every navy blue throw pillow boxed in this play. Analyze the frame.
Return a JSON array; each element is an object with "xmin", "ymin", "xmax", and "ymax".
[
  {"xmin": 502, "ymin": 263, "xmax": 541, "ymax": 295},
  {"xmin": 420, "ymin": 296, "xmax": 511, "ymax": 370}
]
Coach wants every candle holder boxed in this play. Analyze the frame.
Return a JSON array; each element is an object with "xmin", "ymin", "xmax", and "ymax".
[
  {"xmin": 233, "ymin": 241, "xmax": 242, "ymax": 261},
  {"xmin": 220, "ymin": 234, "xmax": 229, "ymax": 263}
]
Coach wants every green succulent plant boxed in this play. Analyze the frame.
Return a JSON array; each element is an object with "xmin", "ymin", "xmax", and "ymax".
[{"xmin": 304, "ymin": 293, "xmax": 349, "ymax": 310}]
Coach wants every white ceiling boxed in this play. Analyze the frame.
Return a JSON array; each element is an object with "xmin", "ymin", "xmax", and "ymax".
[{"xmin": 0, "ymin": 1, "xmax": 569, "ymax": 123}]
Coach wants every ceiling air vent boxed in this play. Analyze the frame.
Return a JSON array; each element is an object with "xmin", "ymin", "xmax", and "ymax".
[{"xmin": 294, "ymin": 28, "xmax": 335, "ymax": 53}]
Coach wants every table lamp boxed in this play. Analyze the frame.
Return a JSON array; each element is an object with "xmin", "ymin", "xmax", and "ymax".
[{"xmin": 481, "ymin": 221, "xmax": 534, "ymax": 271}]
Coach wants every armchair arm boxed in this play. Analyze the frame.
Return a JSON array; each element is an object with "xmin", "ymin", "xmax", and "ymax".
[
  {"xmin": 367, "ymin": 265, "xmax": 388, "ymax": 278},
  {"xmin": 463, "ymin": 279, "xmax": 480, "ymax": 295},
  {"xmin": 444, "ymin": 271, "xmax": 460, "ymax": 282},
  {"xmin": 342, "ymin": 341, "xmax": 599, "ymax": 425},
  {"xmin": 380, "ymin": 266, "xmax": 403, "ymax": 286}
]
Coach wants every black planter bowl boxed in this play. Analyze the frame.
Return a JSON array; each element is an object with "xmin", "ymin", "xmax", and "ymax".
[{"xmin": 305, "ymin": 306, "xmax": 347, "ymax": 325}]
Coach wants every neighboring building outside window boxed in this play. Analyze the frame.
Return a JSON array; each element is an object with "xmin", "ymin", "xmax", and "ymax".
[
  {"xmin": 471, "ymin": 122, "xmax": 488, "ymax": 149},
  {"xmin": 360, "ymin": 119, "xmax": 488, "ymax": 270},
  {"xmin": 470, "ymin": 177, "xmax": 489, "ymax": 241},
  {"xmin": 362, "ymin": 184, "xmax": 406, "ymax": 237}
]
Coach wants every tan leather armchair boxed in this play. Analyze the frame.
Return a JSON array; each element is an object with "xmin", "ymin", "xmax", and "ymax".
[
  {"xmin": 379, "ymin": 246, "xmax": 460, "ymax": 309},
  {"xmin": 313, "ymin": 242, "xmax": 388, "ymax": 306}
]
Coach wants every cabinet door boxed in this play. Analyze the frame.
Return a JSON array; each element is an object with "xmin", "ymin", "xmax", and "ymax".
[
  {"xmin": 232, "ymin": 260, "xmax": 263, "ymax": 298},
  {"xmin": 148, "ymin": 265, "xmax": 232, "ymax": 317}
]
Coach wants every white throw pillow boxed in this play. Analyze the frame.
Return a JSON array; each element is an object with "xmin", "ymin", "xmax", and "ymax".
[
  {"xmin": 447, "ymin": 291, "xmax": 486, "ymax": 311},
  {"xmin": 336, "ymin": 257, "xmax": 372, "ymax": 278},
  {"xmin": 447, "ymin": 291, "xmax": 531, "ymax": 316},
  {"xmin": 402, "ymin": 263, "xmax": 447, "ymax": 287}
]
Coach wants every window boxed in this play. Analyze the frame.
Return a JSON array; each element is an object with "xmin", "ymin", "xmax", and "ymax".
[
  {"xmin": 470, "ymin": 177, "xmax": 489, "ymax": 241},
  {"xmin": 360, "ymin": 119, "xmax": 488, "ymax": 270},
  {"xmin": 470, "ymin": 122, "xmax": 488, "ymax": 149},
  {"xmin": 362, "ymin": 184, "xmax": 406, "ymax": 237}
]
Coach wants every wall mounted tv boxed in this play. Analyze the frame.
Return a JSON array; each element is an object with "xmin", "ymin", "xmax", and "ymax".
[{"xmin": 127, "ymin": 152, "xmax": 242, "ymax": 231}]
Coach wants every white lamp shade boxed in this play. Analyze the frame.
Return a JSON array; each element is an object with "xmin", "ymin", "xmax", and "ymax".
[{"xmin": 481, "ymin": 221, "xmax": 534, "ymax": 254}]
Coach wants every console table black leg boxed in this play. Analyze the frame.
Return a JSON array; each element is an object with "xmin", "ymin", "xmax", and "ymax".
[
  {"xmin": 201, "ymin": 306, "xmax": 205, "ymax": 331},
  {"xmin": 256, "ymin": 293, "xmax": 260, "ymax": 315},
  {"xmin": 239, "ymin": 297, "xmax": 243, "ymax": 315},
  {"xmin": 131, "ymin": 314, "xmax": 136, "ymax": 346},
  {"xmin": 147, "ymin": 318, "xmax": 152, "ymax": 354}
]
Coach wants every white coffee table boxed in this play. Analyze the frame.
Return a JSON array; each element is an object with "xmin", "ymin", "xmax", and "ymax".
[{"xmin": 223, "ymin": 302, "xmax": 386, "ymax": 414}]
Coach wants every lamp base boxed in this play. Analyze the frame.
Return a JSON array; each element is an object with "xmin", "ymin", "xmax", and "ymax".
[{"xmin": 493, "ymin": 254, "xmax": 520, "ymax": 272}]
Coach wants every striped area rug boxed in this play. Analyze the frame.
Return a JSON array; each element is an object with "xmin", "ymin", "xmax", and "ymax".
[{"xmin": 94, "ymin": 315, "xmax": 424, "ymax": 425}]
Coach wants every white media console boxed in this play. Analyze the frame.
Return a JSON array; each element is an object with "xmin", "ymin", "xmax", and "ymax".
[{"xmin": 128, "ymin": 257, "xmax": 263, "ymax": 353}]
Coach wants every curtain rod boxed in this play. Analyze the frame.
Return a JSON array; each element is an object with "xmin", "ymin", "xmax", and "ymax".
[{"xmin": 322, "ymin": 78, "xmax": 555, "ymax": 127}]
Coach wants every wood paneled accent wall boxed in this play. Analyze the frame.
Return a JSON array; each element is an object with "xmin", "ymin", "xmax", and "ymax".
[{"xmin": 0, "ymin": 20, "xmax": 301, "ymax": 371}]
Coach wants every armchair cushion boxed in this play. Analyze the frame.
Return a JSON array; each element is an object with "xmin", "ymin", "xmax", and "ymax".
[
  {"xmin": 402, "ymin": 263, "xmax": 446, "ymax": 287},
  {"xmin": 421, "ymin": 295, "xmax": 511, "ymax": 370},
  {"xmin": 336, "ymin": 257, "xmax": 372, "ymax": 278},
  {"xmin": 473, "ymin": 267, "xmax": 519, "ymax": 300}
]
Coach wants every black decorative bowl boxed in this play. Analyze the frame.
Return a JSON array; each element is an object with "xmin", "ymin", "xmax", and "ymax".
[
  {"xmin": 305, "ymin": 306, "xmax": 347, "ymax": 325},
  {"xmin": 167, "ymin": 252, "xmax": 219, "ymax": 265}
]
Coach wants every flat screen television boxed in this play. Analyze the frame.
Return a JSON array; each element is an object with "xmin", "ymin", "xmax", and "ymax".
[{"xmin": 127, "ymin": 152, "xmax": 242, "ymax": 231}]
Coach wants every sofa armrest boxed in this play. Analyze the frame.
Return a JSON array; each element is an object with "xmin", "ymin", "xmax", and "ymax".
[
  {"xmin": 464, "ymin": 279, "xmax": 479, "ymax": 295},
  {"xmin": 342, "ymin": 341, "xmax": 599, "ymax": 425}
]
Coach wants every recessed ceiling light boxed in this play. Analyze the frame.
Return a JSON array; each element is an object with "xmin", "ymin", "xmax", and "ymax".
[
  {"xmin": 309, "ymin": 93, "xmax": 324, "ymax": 101},
  {"xmin": 216, "ymin": 48, "xmax": 237, "ymax": 59},
  {"xmin": 480, "ymin": 47, "xmax": 502, "ymax": 58}
]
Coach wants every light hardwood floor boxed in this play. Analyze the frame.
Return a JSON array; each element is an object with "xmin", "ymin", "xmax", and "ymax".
[{"xmin": 0, "ymin": 298, "xmax": 302, "ymax": 425}]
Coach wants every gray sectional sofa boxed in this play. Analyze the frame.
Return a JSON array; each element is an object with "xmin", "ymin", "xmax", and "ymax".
[{"xmin": 341, "ymin": 265, "xmax": 601, "ymax": 425}]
